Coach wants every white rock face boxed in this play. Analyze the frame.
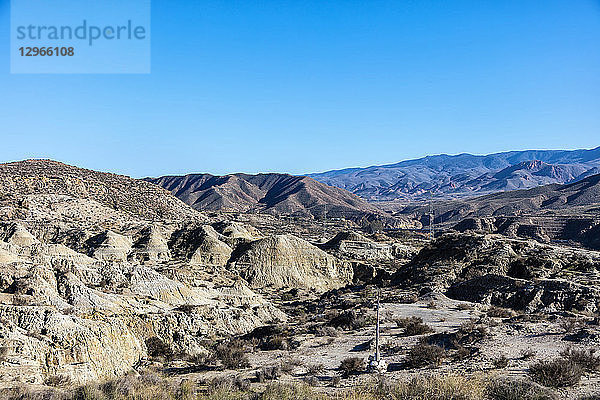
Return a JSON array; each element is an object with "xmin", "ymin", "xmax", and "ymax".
[
  {"xmin": 0, "ymin": 230, "xmax": 286, "ymax": 386},
  {"xmin": 4, "ymin": 223, "xmax": 40, "ymax": 247},
  {"xmin": 229, "ymin": 234, "xmax": 353, "ymax": 292},
  {"xmin": 130, "ymin": 225, "xmax": 171, "ymax": 263},
  {"xmin": 88, "ymin": 231, "xmax": 133, "ymax": 261}
]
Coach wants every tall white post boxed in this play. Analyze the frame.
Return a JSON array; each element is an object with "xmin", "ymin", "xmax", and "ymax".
[{"xmin": 375, "ymin": 289, "xmax": 380, "ymax": 362}]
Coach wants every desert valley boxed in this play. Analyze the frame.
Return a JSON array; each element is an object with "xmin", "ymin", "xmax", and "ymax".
[{"xmin": 0, "ymin": 150, "xmax": 599, "ymax": 400}]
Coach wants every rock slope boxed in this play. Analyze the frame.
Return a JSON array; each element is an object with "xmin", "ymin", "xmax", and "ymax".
[
  {"xmin": 0, "ymin": 161, "xmax": 359, "ymax": 387},
  {"xmin": 145, "ymin": 172, "xmax": 410, "ymax": 227},
  {"xmin": 229, "ymin": 234, "xmax": 352, "ymax": 292},
  {"xmin": 0, "ymin": 160, "xmax": 201, "ymax": 221},
  {"xmin": 392, "ymin": 232, "xmax": 600, "ymax": 313}
]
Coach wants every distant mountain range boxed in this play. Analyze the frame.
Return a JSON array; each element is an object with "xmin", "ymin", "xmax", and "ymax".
[
  {"xmin": 309, "ymin": 146, "xmax": 600, "ymax": 201},
  {"xmin": 146, "ymin": 173, "xmax": 410, "ymax": 226},
  {"xmin": 398, "ymin": 172, "xmax": 600, "ymax": 224},
  {"xmin": 394, "ymin": 172, "xmax": 600, "ymax": 249}
]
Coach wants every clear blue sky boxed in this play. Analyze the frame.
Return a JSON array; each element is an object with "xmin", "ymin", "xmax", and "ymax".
[{"xmin": 1, "ymin": 0, "xmax": 599, "ymax": 177}]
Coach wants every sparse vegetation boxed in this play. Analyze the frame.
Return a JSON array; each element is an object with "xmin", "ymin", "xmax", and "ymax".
[
  {"xmin": 485, "ymin": 377, "xmax": 558, "ymax": 400},
  {"xmin": 328, "ymin": 310, "xmax": 374, "ymax": 331},
  {"xmin": 395, "ymin": 316, "xmax": 434, "ymax": 336},
  {"xmin": 559, "ymin": 347, "xmax": 600, "ymax": 371},
  {"xmin": 529, "ymin": 358, "xmax": 584, "ymax": 387},
  {"xmin": 492, "ymin": 355, "xmax": 509, "ymax": 369},
  {"xmin": 520, "ymin": 348, "xmax": 537, "ymax": 360},
  {"xmin": 215, "ymin": 340, "xmax": 250, "ymax": 370},
  {"xmin": 145, "ymin": 336, "xmax": 174, "ymax": 361},
  {"xmin": 0, "ymin": 372, "xmax": 569, "ymax": 400},
  {"xmin": 256, "ymin": 366, "xmax": 281, "ymax": 382},
  {"xmin": 487, "ymin": 306, "xmax": 515, "ymax": 319},
  {"xmin": 406, "ymin": 343, "xmax": 446, "ymax": 368},
  {"xmin": 280, "ymin": 357, "xmax": 304, "ymax": 374},
  {"xmin": 339, "ymin": 357, "xmax": 365, "ymax": 377},
  {"xmin": 558, "ymin": 317, "xmax": 580, "ymax": 334},
  {"xmin": 306, "ymin": 363, "xmax": 325, "ymax": 376}
]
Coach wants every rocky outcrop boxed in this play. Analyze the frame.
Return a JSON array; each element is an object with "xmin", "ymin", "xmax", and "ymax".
[
  {"xmin": 1, "ymin": 223, "xmax": 39, "ymax": 247},
  {"xmin": 392, "ymin": 232, "xmax": 600, "ymax": 312},
  {"xmin": 321, "ymin": 231, "xmax": 394, "ymax": 261},
  {"xmin": 229, "ymin": 234, "xmax": 352, "ymax": 291},
  {"xmin": 130, "ymin": 226, "xmax": 171, "ymax": 263},
  {"xmin": 446, "ymin": 274, "xmax": 600, "ymax": 314},
  {"xmin": 0, "ymin": 230, "xmax": 286, "ymax": 386},
  {"xmin": 86, "ymin": 231, "xmax": 133, "ymax": 262}
]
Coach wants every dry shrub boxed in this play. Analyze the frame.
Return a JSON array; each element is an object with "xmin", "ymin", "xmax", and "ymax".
[
  {"xmin": 261, "ymin": 383, "xmax": 325, "ymax": 400},
  {"xmin": 558, "ymin": 317, "xmax": 580, "ymax": 334},
  {"xmin": 314, "ymin": 326, "xmax": 339, "ymax": 337},
  {"xmin": 386, "ymin": 375, "xmax": 485, "ymax": 400},
  {"xmin": 44, "ymin": 374, "xmax": 71, "ymax": 388},
  {"xmin": 307, "ymin": 363, "xmax": 325, "ymax": 376},
  {"xmin": 487, "ymin": 306, "xmax": 515, "ymax": 319},
  {"xmin": 395, "ymin": 316, "xmax": 434, "ymax": 336},
  {"xmin": 339, "ymin": 357, "xmax": 365, "ymax": 377},
  {"xmin": 520, "ymin": 348, "xmax": 537, "ymax": 360},
  {"xmin": 303, "ymin": 375, "xmax": 320, "ymax": 387},
  {"xmin": 208, "ymin": 374, "xmax": 251, "ymax": 393},
  {"xmin": 559, "ymin": 347, "xmax": 600, "ymax": 371},
  {"xmin": 0, "ymin": 346, "xmax": 9, "ymax": 361},
  {"xmin": 486, "ymin": 377, "xmax": 558, "ymax": 400},
  {"xmin": 406, "ymin": 343, "xmax": 446, "ymax": 368},
  {"xmin": 145, "ymin": 336, "xmax": 173, "ymax": 361},
  {"xmin": 280, "ymin": 357, "xmax": 304, "ymax": 374},
  {"xmin": 330, "ymin": 376, "xmax": 341, "ymax": 387},
  {"xmin": 256, "ymin": 366, "xmax": 281, "ymax": 383},
  {"xmin": 493, "ymin": 355, "xmax": 509, "ymax": 369},
  {"xmin": 529, "ymin": 358, "xmax": 584, "ymax": 387},
  {"xmin": 215, "ymin": 339, "xmax": 250, "ymax": 370},
  {"xmin": 328, "ymin": 310, "xmax": 373, "ymax": 331},
  {"xmin": 456, "ymin": 303, "xmax": 475, "ymax": 311}
]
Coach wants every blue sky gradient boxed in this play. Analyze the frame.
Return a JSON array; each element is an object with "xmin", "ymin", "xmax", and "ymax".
[{"xmin": 0, "ymin": 0, "xmax": 599, "ymax": 177}]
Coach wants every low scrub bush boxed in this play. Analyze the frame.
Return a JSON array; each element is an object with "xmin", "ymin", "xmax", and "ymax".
[
  {"xmin": 261, "ymin": 383, "xmax": 325, "ymax": 400},
  {"xmin": 215, "ymin": 339, "xmax": 250, "ymax": 370},
  {"xmin": 385, "ymin": 375, "xmax": 485, "ymax": 400},
  {"xmin": 487, "ymin": 306, "xmax": 515, "ymax": 319},
  {"xmin": 145, "ymin": 336, "xmax": 174, "ymax": 361},
  {"xmin": 339, "ymin": 357, "xmax": 365, "ymax": 377},
  {"xmin": 306, "ymin": 363, "xmax": 325, "ymax": 376},
  {"xmin": 256, "ymin": 366, "xmax": 281, "ymax": 383},
  {"xmin": 485, "ymin": 377, "xmax": 558, "ymax": 400},
  {"xmin": 280, "ymin": 357, "xmax": 304, "ymax": 374},
  {"xmin": 529, "ymin": 358, "xmax": 584, "ymax": 387},
  {"xmin": 328, "ymin": 310, "xmax": 373, "ymax": 331},
  {"xmin": 520, "ymin": 348, "xmax": 537, "ymax": 360},
  {"xmin": 406, "ymin": 343, "xmax": 446, "ymax": 368},
  {"xmin": 395, "ymin": 316, "xmax": 434, "ymax": 336},
  {"xmin": 493, "ymin": 355, "xmax": 509, "ymax": 369},
  {"xmin": 559, "ymin": 347, "xmax": 600, "ymax": 371}
]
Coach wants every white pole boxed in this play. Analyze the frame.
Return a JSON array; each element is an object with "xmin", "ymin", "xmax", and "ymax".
[{"xmin": 375, "ymin": 289, "xmax": 380, "ymax": 362}]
